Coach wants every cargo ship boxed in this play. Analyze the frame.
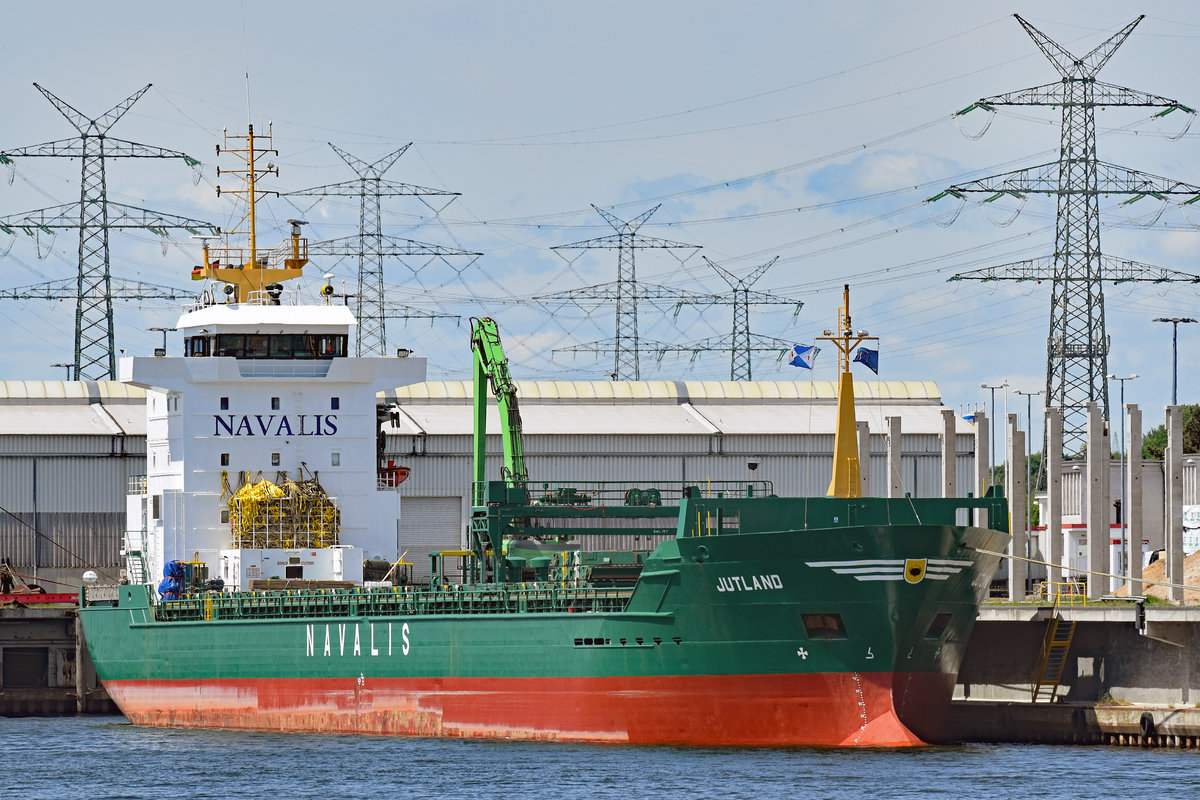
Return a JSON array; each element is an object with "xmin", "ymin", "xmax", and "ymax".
[{"xmin": 79, "ymin": 124, "xmax": 1009, "ymax": 747}]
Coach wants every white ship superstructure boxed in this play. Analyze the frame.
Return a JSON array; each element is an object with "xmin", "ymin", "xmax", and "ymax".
[{"xmin": 119, "ymin": 123, "xmax": 426, "ymax": 590}]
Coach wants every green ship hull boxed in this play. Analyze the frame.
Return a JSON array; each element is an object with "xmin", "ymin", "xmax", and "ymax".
[{"xmin": 81, "ymin": 492, "xmax": 1009, "ymax": 746}]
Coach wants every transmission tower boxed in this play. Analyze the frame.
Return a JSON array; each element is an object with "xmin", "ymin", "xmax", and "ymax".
[
  {"xmin": 0, "ymin": 83, "xmax": 218, "ymax": 380},
  {"xmin": 546, "ymin": 205, "xmax": 700, "ymax": 380},
  {"xmin": 647, "ymin": 257, "xmax": 804, "ymax": 380},
  {"xmin": 288, "ymin": 143, "xmax": 479, "ymax": 356},
  {"xmin": 0, "ymin": 276, "xmax": 192, "ymax": 302},
  {"xmin": 928, "ymin": 15, "xmax": 1200, "ymax": 453}
]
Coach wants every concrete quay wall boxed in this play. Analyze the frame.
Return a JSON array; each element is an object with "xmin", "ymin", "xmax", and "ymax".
[
  {"xmin": 0, "ymin": 607, "xmax": 114, "ymax": 715},
  {"xmin": 951, "ymin": 605, "xmax": 1200, "ymax": 746},
  {"xmin": 957, "ymin": 606, "xmax": 1200, "ymax": 706}
]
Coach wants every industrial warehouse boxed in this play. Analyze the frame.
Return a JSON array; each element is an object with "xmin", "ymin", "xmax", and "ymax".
[{"xmin": 0, "ymin": 376, "xmax": 1191, "ymax": 590}]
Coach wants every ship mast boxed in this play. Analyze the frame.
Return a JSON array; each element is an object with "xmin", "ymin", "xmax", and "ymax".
[
  {"xmin": 195, "ymin": 123, "xmax": 309, "ymax": 302},
  {"xmin": 817, "ymin": 284, "xmax": 877, "ymax": 498}
]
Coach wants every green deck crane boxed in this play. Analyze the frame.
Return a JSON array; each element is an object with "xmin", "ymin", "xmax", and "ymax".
[{"xmin": 470, "ymin": 317, "xmax": 528, "ymax": 491}]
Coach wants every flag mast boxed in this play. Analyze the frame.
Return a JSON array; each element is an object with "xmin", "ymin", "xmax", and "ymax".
[{"xmin": 818, "ymin": 284, "xmax": 877, "ymax": 498}]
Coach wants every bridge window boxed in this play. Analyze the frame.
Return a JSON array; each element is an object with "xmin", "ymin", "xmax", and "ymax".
[
  {"xmin": 186, "ymin": 333, "xmax": 349, "ymax": 360},
  {"xmin": 245, "ymin": 334, "xmax": 270, "ymax": 358}
]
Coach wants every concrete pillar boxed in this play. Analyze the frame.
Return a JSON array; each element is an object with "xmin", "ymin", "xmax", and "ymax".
[
  {"xmin": 1007, "ymin": 413, "xmax": 1027, "ymax": 601},
  {"xmin": 1046, "ymin": 407, "xmax": 1063, "ymax": 586},
  {"xmin": 973, "ymin": 410, "xmax": 989, "ymax": 528},
  {"xmin": 1086, "ymin": 402, "xmax": 1109, "ymax": 600},
  {"xmin": 886, "ymin": 416, "xmax": 903, "ymax": 498},
  {"xmin": 940, "ymin": 409, "xmax": 957, "ymax": 499},
  {"xmin": 1127, "ymin": 404, "xmax": 1143, "ymax": 596},
  {"xmin": 1166, "ymin": 405, "xmax": 1184, "ymax": 604},
  {"xmin": 857, "ymin": 421, "xmax": 870, "ymax": 497},
  {"xmin": 974, "ymin": 410, "xmax": 989, "ymax": 497}
]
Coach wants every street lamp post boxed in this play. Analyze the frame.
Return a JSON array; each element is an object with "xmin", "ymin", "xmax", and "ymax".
[
  {"xmin": 981, "ymin": 380, "xmax": 1009, "ymax": 487},
  {"xmin": 1107, "ymin": 373, "xmax": 1138, "ymax": 587},
  {"xmin": 1152, "ymin": 318, "xmax": 1196, "ymax": 405},
  {"xmin": 51, "ymin": 362, "xmax": 72, "ymax": 380}
]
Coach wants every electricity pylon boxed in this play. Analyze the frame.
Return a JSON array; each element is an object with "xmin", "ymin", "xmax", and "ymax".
[
  {"xmin": 650, "ymin": 257, "xmax": 804, "ymax": 380},
  {"xmin": 288, "ymin": 143, "xmax": 479, "ymax": 356},
  {"xmin": 0, "ymin": 83, "xmax": 218, "ymax": 380},
  {"xmin": 928, "ymin": 15, "xmax": 1200, "ymax": 453},
  {"xmin": 0, "ymin": 276, "xmax": 192, "ymax": 301},
  {"xmin": 546, "ymin": 205, "xmax": 701, "ymax": 380}
]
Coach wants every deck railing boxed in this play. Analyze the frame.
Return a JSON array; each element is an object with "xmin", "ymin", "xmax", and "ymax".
[{"xmin": 154, "ymin": 583, "xmax": 633, "ymax": 622}]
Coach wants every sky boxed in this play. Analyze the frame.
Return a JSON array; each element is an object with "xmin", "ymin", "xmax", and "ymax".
[{"xmin": 2, "ymin": 0, "xmax": 1200, "ymax": 445}]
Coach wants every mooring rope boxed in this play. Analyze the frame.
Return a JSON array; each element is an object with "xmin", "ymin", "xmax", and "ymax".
[{"xmin": 974, "ymin": 545, "xmax": 1200, "ymax": 595}]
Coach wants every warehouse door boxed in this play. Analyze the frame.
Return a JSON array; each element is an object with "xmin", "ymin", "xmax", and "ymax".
[{"xmin": 398, "ymin": 497, "xmax": 463, "ymax": 581}]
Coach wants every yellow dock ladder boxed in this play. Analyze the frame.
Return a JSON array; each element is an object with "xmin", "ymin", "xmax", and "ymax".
[{"xmin": 1031, "ymin": 589, "xmax": 1077, "ymax": 702}]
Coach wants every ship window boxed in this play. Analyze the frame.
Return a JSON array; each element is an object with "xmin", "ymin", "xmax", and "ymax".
[
  {"xmin": 270, "ymin": 334, "xmax": 294, "ymax": 358},
  {"xmin": 220, "ymin": 397, "xmax": 229, "ymax": 410},
  {"xmin": 330, "ymin": 397, "xmax": 340, "ymax": 410},
  {"xmin": 271, "ymin": 396, "xmax": 281, "ymax": 410},
  {"xmin": 925, "ymin": 613, "xmax": 952, "ymax": 640},
  {"xmin": 285, "ymin": 565, "xmax": 304, "ymax": 579},
  {"xmin": 244, "ymin": 334, "xmax": 270, "ymax": 358},
  {"xmin": 220, "ymin": 453, "xmax": 229, "ymax": 467},
  {"xmin": 190, "ymin": 336, "xmax": 210, "ymax": 357},
  {"xmin": 271, "ymin": 453, "xmax": 280, "ymax": 467},
  {"xmin": 802, "ymin": 613, "xmax": 847, "ymax": 640},
  {"xmin": 221, "ymin": 509, "xmax": 229, "ymax": 524},
  {"xmin": 152, "ymin": 495, "xmax": 161, "ymax": 520},
  {"xmin": 216, "ymin": 334, "xmax": 244, "ymax": 357},
  {"xmin": 331, "ymin": 452, "xmax": 341, "ymax": 467}
]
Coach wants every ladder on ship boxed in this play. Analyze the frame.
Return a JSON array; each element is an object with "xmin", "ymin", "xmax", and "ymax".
[
  {"xmin": 1031, "ymin": 592, "xmax": 1077, "ymax": 702},
  {"xmin": 126, "ymin": 550, "xmax": 148, "ymax": 585},
  {"xmin": 124, "ymin": 531, "xmax": 149, "ymax": 585}
]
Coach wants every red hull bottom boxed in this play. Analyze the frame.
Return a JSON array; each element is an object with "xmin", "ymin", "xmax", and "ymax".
[{"xmin": 105, "ymin": 672, "xmax": 953, "ymax": 747}]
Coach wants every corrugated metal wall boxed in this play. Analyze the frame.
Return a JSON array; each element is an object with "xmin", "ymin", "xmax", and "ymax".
[
  {"xmin": 0, "ymin": 451, "xmax": 142, "ymax": 575},
  {"xmin": 386, "ymin": 431, "xmax": 976, "ymax": 502},
  {"xmin": 0, "ymin": 512, "xmax": 123, "ymax": 572}
]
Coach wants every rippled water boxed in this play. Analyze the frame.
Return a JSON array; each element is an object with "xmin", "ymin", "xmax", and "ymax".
[{"xmin": 4, "ymin": 715, "xmax": 1200, "ymax": 800}]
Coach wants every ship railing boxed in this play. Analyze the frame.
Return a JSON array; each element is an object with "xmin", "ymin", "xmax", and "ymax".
[
  {"xmin": 186, "ymin": 282, "xmax": 306, "ymax": 313},
  {"xmin": 127, "ymin": 474, "xmax": 147, "ymax": 495},
  {"xmin": 153, "ymin": 583, "xmax": 633, "ymax": 622},
  {"xmin": 472, "ymin": 479, "xmax": 775, "ymax": 508},
  {"xmin": 204, "ymin": 238, "xmax": 308, "ymax": 274}
]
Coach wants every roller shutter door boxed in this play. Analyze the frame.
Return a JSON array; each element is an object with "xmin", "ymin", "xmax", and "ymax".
[{"xmin": 398, "ymin": 497, "xmax": 462, "ymax": 579}]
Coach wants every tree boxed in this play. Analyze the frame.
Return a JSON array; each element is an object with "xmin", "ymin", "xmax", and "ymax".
[{"xmin": 1142, "ymin": 404, "xmax": 1200, "ymax": 460}]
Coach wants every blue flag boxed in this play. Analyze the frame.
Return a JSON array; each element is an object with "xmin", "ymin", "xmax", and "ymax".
[
  {"xmin": 853, "ymin": 347, "xmax": 879, "ymax": 374},
  {"xmin": 789, "ymin": 344, "xmax": 819, "ymax": 369},
  {"xmin": 962, "ymin": 414, "xmax": 976, "ymax": 426}
]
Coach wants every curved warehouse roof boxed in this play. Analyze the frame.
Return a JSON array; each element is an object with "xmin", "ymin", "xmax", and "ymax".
[{"xmin": 381, "ymin": 380, "xmax": 970, "ymax": 437}]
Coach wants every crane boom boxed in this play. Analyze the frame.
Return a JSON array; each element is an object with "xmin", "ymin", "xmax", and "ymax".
[{"xmin": 470, "ymin": 317, "xmax": 528, "ymax": 489}]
